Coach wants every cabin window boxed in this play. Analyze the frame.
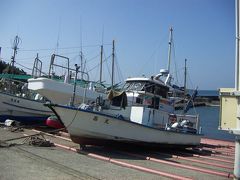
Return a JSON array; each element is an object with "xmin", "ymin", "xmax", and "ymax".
[
  {"xmin": 146, "ymin": 97, "xmax": 159, "ymax": 109},
  {"xmin": 143, "ymin": 96, "xmax": 152, "ymax": 106},
  {"xmin": 154, "ymin": 85, "xmax": 168, "ymax": 98},
  {"xmin": 145, "ymin": 83, "xmax": 154, "ymax": 93},
  {"xmin": 153, "ymin": 97, "xmax": 160, "ymax": 109},
  {"xmin": 123, "ymin": 82, "xmax": 145, "ymax": 91},
  {"xmin": 136, "ymin": 97, "xmax": 143, "ymax": 104}
]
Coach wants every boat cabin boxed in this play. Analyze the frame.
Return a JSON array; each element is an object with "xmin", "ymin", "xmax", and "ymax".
[{"xmin": 123, "ymin": 77, "xmax": 171, "ymax": 110}]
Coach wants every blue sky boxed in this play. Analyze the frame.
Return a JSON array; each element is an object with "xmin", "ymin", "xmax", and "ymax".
[{"xmin": 0, "ymin": 0, "xmax": 235, "ymax": 90}]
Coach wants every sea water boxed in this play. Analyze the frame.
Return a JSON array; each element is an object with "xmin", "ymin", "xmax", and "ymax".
[{"xmin": 187, "ymin": 106, "xmax": 235, "ymax": 141}]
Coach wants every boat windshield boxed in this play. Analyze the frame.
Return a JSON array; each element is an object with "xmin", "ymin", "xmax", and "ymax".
[{"xmin": 123, "ymin": 81, "xmax": 146, "ymax": 91}]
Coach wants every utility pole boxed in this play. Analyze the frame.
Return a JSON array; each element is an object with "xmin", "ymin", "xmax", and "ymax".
[
  {"xmin": 167, "ymin": 27, "xmax": 173, "ymax": 73},
  {"xmin": 111, "ymin": 40, "xmax": 115, "ymax": 88}
]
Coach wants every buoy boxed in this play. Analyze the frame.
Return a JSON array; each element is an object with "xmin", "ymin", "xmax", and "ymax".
[{"xmin": 46, "ymin": 116, "xmax": 64, "ymax": 129}]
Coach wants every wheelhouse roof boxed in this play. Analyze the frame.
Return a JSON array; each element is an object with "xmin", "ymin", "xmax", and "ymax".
[{"xmin": 125, "ymin": 76, "xmax": 166, "ymax": 87}]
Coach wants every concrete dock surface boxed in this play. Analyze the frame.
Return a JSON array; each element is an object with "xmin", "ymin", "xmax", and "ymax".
[{"xmin": 0, "ymin": 126, "xmax": 235, "ymax": 180}]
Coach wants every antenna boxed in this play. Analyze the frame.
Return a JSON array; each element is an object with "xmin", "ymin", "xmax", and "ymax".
[
  {"xmin": 55, "ymin": 18, "xmax": 61, "ymax": 54},
  {"xmin": 101, "ymin": 25, "xmax": 104, "ymax": 45},
  {"xmin": 11, "ymin": 35, "xmax": 21, "ymax": 69},
  {"xmin": 79, "ymin": 17, "xmax": 84, "ymax": 80}
]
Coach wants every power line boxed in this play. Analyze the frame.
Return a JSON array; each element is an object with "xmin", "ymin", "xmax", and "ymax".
[{"xmin": 16, "ymin": 44, "xmax": 112, "ymax": 52}]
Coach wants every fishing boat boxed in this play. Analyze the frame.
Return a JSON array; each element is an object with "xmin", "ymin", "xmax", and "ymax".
[
  {"xmin": 0, "ymin": 37, "xmax": 53, "ymax": 125},
  {"xmin": 28, "ymin": 40, "xmax": 123, "ymax": 107},
  {"xmin": 47, "ymin": 70, "xmax": 201, "ymax": 148},
  {"xmin": 28, "ymin": 30, "xmax": 186, "ymax": 110},
  {"xmin": 28, "ymin": 53, "xmax": 108, "ymax": 106},
  {"xmin": 158, "ymin": 27, "xmax": 188, "ymax": 109},
  {"xmin": 0, "ymin": 74, "xmax": 54, "ymax": 125}
]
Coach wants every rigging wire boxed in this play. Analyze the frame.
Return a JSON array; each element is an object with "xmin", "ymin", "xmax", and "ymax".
[
  {"xmin": 114, "ymin": 55, "xmax": 124, "ymax": 83},
  {"xmin": 85, "ymin": 53, "xmax": 100, "ymax": 63},
  {"xmin": 55, "ymin": 19, "xmax": 61, "ymax": 54},
  {"xmin": 16, "ymin": 44, "xmax": 111, "ymax": 52},
  {"xmin": 15, "ymin": 50, "xmax": 100, "ymax": 64},
  {"xmin": 16, "ymin": 51, "xmax": 82, "ymax": 61},
  {"xmin": 87, "ymin": 54, "xmax": 111, "ymax": 73},
  {"xmin": 137, "ymin": 35, "xmax": 169, "ymax": 75},
  {"xmin": 172, "ymin": 38, "xmax": 179, "ymax": 85},
  {"xmin": 15, "ymin": 62, "xmax": 32, "ymax": 71},
  {"xmin": 104, "ymin": 50, "xmax": 112, "ymax": 81},
  {"xmin": 187, "ymin": 68, "xmax": 195, "ymax": 90},
  {"xmin": 15, "ymin": 62, "xmax": 49, "ymax": 76}
]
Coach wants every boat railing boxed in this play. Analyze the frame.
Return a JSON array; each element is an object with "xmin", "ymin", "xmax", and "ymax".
[
  {"xmin": 48, "ymin": 54, "xmax": 90, "ymax": 84},
  {"xmin": 32, "ymin": 54, "xmax": 44, "ymax": 78},
  {"xmin": 32, "ymin": 53, "xmax": 108, "ymax": 95},
  {"xmin": 48, "ymin": 54, "xmax": 70, "ymax": 79},
  {"xmin": 0, "ymin": 78, "xmax": 47, "ymax": 102},
  {"xmin": 167, "ymin": 113, "xmax": 200, "ymax": 134}
]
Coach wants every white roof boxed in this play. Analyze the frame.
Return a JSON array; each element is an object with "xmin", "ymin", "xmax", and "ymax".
[{"xmin": 125, "ymin": 76, "xmax": 166, "ymax": 86}]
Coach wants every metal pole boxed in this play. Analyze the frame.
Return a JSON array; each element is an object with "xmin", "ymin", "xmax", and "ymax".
[
  {"xmin": 236, "ymin": 0, "xmax": 240, "ymax": 91},
  {"xmin": 35, "ymin": 53, "xmax": 39, "ymax": 77},
  {"xmin": 12, "ymin": 47, "xmax": 17, "ymax": 68},
  {"xmin": 11, "ymin": 35, "xmax": 20, "ymax": 73},
  {"xmin": 100, "ymin": 45, "xmax": 103, "ymax": 83},
  {"xmin": 111, "ymin": 40, "xmax": 115, "ymax": 88},
  {"xmin": 167, "ymin": 27, "xmax": 173, "ymax": 72},
  {"xmin": 80, "ymin": 51, "xmax": 83, "ymax": 80},
  {"xmin": 234, "ymin": 0, "xmax": 240, "ymax": 179},
  {"xmin": 184, "ymin": 59, "xmax": 187, "ymax": 97},
  {"xmin": 70, "ymin": 64, "xmax": 80, "ymax": 106}
]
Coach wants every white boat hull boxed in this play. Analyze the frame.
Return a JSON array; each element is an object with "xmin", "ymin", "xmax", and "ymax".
[
  {"xmin": 28, "ymin": 78, "xmax": 106, "ymax": 105},
  {"xmin": 49, "ymin": 104, "xmax": 201, "ymax": 147},
  {"xmin": 0, "ymin": 92, "xmax": 53, "ymax": 124}
]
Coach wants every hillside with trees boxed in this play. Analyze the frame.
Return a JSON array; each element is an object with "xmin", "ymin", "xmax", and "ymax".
[{"xmin": 0, "ymin": 60, "xmax": 26, "ymax": 75}]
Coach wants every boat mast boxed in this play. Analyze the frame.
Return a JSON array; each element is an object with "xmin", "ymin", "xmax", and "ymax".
[
  {"xmin": 80, "ymin": 51, "xmax": 83, "ymax": 80},
  {"xmin": 184, "ymin": 59, "xmax": 187, "ymax": 97},
  {"xmin": 100, "ymin": 45, "xmax": 103, "ymax": 83},
  {"xmin": 167, "ymin": 27, "xmax": 173, "ymax": 73},
  {"xmin": 100, "ymin": 26, "xmax": 104, "ymax": 83},
  {"xmin": 111, "ymin": 40, "xmax": 115, "ymax": 88},
  {"xmin": 79, "ymin": 20, "xmax": 84, "ymax": 80}
]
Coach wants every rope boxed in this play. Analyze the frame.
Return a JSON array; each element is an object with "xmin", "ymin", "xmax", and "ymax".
[
  {"xmin": 22, "ymin": 134, "xmax": 54, "ymax": 147},
  {"xmin": 0, "ymin": 122, "xmax": 66, "ymax": 143}
]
